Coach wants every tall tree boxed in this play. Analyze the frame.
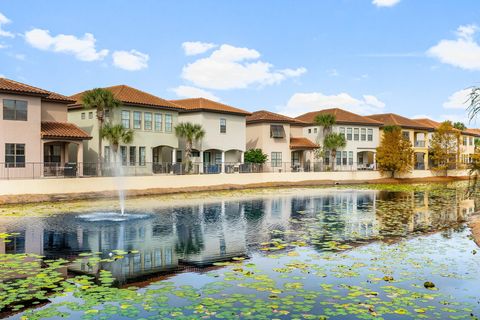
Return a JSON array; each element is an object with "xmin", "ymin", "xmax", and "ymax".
[
  {"xmin": 376, "ymin": 125, "xmax": 414, "ymax": 178},
  {"xmin": 323, "ymin": 133, "xmax": 346, "ymax": 170},
  {"xmin": 314, "ymin": 113, "xmax": 336, "ymax": 136},
  {"xmin": 429, "ymin": 121, "xmax": 460, "ymax": 176},
  {"xmin": 82, "ymin": 88, "xmax": 121, "ymax": 175},
  {"xmin": 100, "ymin": 123, "xmax": 134, "ymax": 156},
  {"xmin": 175, "ymin": 122, "xmax": 205, "ymax": 173},
  {"xmin": 453, "ymin": 122, "xmax": 466, "ymax": 131}
]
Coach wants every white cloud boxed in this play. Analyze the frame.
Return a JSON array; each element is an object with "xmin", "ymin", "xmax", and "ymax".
[
  {"xmin": 443, "ymin": 88, "xmax": 471, "ymax": 109},
  {"xmin": 279, "ymin": 91, "xmax": 386, "ymax": 116},
  {"xmin": 182, "ymin": 41, "xmax": 217, "ymax": 56},
  {"xmin": 182, "ymin": 44, "xmax": 306, "ymax": 90},
  {"xmin": 372, "ymin": 0, "xmax": 401, "ymax": 7},
  {"xmin": 112, "ymin": 50, "xmax": 149, "ymax": 71},
  {"xmin": 411, "ymin": 114, "xmax": 432, "ymax": 120},
  {"xmin": 0, "ymin": 12, "xmax": 14, "ymax": 38},
  {"xmin": 14, "ymin": 53, "xmax": 26, "ymax": 61},
  {"xmin": 427, "ymin": 24, "xmax": 480, "ymax": 70},
  {"xmin": 0, "ymin": 43, "xmax": 8, "ymax": 49},
  {"xmin": 172, "ymin": 85, "xmax": 220, "ymax": 101},
  {"xmin": 24, "ymin": 28, "xmax": 108, "ymax": 61},
  {"xmin": 439, "ymin": 113, "xmax": 469, "ymax": 124}
]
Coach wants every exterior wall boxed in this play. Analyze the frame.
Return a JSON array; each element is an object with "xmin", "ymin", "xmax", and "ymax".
[
  {"xmin": 303, "ymin": 123, "xmax": 380, "ymax": 165},
  {"xmin": 41, "ymin": 101, "xmax": 68, "ymax": 122},
  {"xmin": 246, "ymin": 122, "xmax": 292, "ymax": 164},
  {"xmin": 0, "ymin": 93, "xmax": 42, "ymax": 167},
  {"xmin": 0, "ymin": 169, "xmax": 470, "ymax": 198},
  {"xmin": 68, "ymin": 105, "xmax": 179, "ymax": 164},
  {"xmin": 178, "ymin": 111, "xmax": 246, "ymax": 164},
  {"xmin": 460, "ymin": 134, "xmax": 477, "ymax": 164}
]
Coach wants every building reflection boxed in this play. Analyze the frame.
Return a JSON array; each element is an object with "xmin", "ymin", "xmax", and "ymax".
[{"xmin": 0, "ymin": 187, "xmax": 474, "ymax": 284}]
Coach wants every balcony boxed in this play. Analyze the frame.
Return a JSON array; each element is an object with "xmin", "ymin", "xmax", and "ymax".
[{"xmin": 414, "ymin": 140, "xmax": 425, "ymax": 148}]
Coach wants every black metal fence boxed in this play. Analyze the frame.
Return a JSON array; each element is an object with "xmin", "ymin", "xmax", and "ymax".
[{"xmin": 0, "ymin": 161, "xmax": 378, "ymax": 180}]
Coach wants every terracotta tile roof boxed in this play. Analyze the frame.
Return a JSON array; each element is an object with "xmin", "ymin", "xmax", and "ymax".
[
  {"xmin": 171, "ymin": 98, "xmax": 251, "ymax": 116},
  {"xmin": 0, "ymin": 78, "xmax": 75, "ymax": 103},
  {"xmin": 70, "ymin": 85, "xmax": 185, "ymax": 110},
  {"xmin": 295, "ymin": 108, "xmax": 382, "ymax": 126},
  {"xmin": 463, "ymin": 128, "xmax": 480, "ymax": 136},
  {"xmin": 367, "ymin": 113, "xmax": 432, "ymax": 130},
  {"xmin": 247, "ymin": 110, "xmax": 306, "ymax": 125},
  {"xmin": 414, "ymin": 118, "xmax": 441, "ymax": 129},
  {"xmin": 41, "ymin": 121, "xmax": 92, "ymax": 140},
  {"xmin": 290, "ymin": 137, "xmax": 318, "ymax": 150}
]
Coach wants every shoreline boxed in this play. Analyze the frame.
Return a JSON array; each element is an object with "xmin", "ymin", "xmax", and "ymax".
[{"xmin": 0, "ymin": 175, "xmax": 470, "ymax": 205}]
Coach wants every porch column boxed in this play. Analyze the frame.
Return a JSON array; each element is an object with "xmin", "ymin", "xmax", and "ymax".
[
  {"xmin": 172, "ymin": 148, "xmax": 177, "ymax": 164},
  {"xmin": 221, "ymin": 151, "xmax": 225, "ymax": 173},
  {"xmin": 40, "ymin": 141, "xmax": 45, "ymax": 178},
  {"xmin": 240, "ymin": 151, "xmax": 244, "ymax": 163},
  {"xmin": 77, "ymin": 142, "xmax": 84, "ymax": 177},
  {"xmin": 424, "ymin": 152, "xmax": 429, "ymax": 170},
  {"xmin": 64, "ymin": 142, "xmax": 70, "ymax": 164},
  {"xmin": 373, "ymin": 152, "xmax": 376, "ymax": 170},
  {"xmin": 199, "ymin": 151, "xmax": 204, "ymax": 174}
]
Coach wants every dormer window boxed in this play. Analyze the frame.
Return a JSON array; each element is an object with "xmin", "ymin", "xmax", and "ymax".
[{"xmin": 270, "ymin": 124, "xmax": 285, "ymax": 138}]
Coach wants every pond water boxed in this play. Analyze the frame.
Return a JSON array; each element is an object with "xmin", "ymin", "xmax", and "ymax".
[{"xmin": 1, "ymin": 183, "xmax": 479, "ymax": 319}]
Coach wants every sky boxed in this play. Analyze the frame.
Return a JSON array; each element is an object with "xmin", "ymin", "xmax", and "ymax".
[{"xmin": 1, "ymin": 0, "xmax": 479, "ymax": 125}]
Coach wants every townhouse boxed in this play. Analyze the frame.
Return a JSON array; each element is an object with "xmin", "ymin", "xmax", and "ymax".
[
  {"xmin": 414, "ymin": 118, "xmax": 480, "ymax": 166},
  {"xmin": 172, "ymin": 98, "xmax": 251, "ymax": 173},
  {"xmin": 0, "ymin": 78, "xmax": 91, "ymax": 178},
  {"xmin": 68, "ymin": 85, "xmax": 185, "ymax": 174},
  {"xmin": 296, "ymin": 108, "xmax": 382, "ymax": 170},
  {"xmin": 246, "ymin": 110, "xmax": 317, "ymax": 172},
  {"xmin": 367, "ymin": 113, "xmax": 432, "ymax": 170}
]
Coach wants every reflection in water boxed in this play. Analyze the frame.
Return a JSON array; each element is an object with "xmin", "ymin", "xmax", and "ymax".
[{"xmin": 0, "ymin": 187, "xmax": 474, "ymax": 284}]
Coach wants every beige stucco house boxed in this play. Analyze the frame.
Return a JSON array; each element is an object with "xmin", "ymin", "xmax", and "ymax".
[
  {"xmin": 246, "ymin": 110, "xmax": 317, "ymax": 172},
  {"xmin": 296, "ymin": 108, "xmax": 382, "ymax": 170},
  {"xmin": 0, "ymin": 78, "xmax": 91, "ymax": 179},
  {"xmin": 68, "ymin": 85, "xmax": 185, "ymax": 175},
  {"xmin": 171, "ymin": 98, "xmax": 251, "ymax": 173}
]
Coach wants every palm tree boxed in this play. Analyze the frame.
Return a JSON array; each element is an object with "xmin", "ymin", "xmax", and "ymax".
[
  {"xmin": 314, "ymin": 113, "xmax": 336, "ymax": 136},
  {"xmin": 323, "ymin": 133, "xmax": 346, "ymax": 171},
  {"xmin": 467, "ymin": 87, "xmax": 480, "ymax": 120},
  {"xmin": 175, "ymin": 122, "xmax": 205, "ymax": 173},
  {"xmin": 100, "ymin": 123, "xmax": 134, "ymax": 156},
  {"xmin": 82, "ymin": 88, "xmax": 121, "ymax": 175}
]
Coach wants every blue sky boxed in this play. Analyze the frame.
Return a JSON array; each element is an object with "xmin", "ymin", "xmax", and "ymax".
[{"xmin": 1, "ymin": 0, "xmax": 479, "ymax": 124}]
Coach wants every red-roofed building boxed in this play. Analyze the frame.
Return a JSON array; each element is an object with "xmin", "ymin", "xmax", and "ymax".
[{"xmin": 0, "ymin": 78, "xmax": 91, "ymax": 178}]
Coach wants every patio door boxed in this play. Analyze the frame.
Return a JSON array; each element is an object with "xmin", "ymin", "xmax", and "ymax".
[
  {"xmin": 203, "ymin": 151, "xmax": 211, "ymax": 164},
  {"xmin": 292, "ymin": 151, "xmax": 300, "ymax": 166},
  {"xmin": 44, "ymin": 144, "xmax": 62, "ymax": 164}
]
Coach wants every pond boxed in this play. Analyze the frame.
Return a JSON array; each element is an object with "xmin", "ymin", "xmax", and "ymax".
[{"xmin": 0, "ymin": 183, "xmax": 479, "ymax": 319}]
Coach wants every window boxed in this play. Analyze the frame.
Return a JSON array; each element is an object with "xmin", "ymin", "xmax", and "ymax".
[
  {"xmin": 402, "ymin": 131, "xmax": 410, "ymax": 140},
  {"xmin": 342, "ymin": 151, "xmax": 347, "ymax": 165},
  {"xmin": 104, "ymin": 146, "xmax": 111, "ymax": 163},
  {"xmin": 347, "ymin": 128, "xmax": 352, "ymax": 141},
  {"xmin": 154, "ymin": 113, "xmax": 162, "ymax": 131},
  {"xmin": 5, "ymin": 143, "xmax": 25, "ymax": 168},
  {"xmin": 81, "ymin": 112, "xmax": 85, "ymax": 120},
  {"xmin": 144, "ymin": 112, "xmax": 152, "ymax": 130},
  {"xmin": 336, "ymin": 151, "xmax": 341, "ymax": 165},
  {"xmin": 139, "ymin": 147, "xmax": 146, "ymax": 166},
  {"xmin": 314, "ymin": 128, "xmax": 318, "ymax": 134},
  {"xmin": 463, "ymin": 137, "xmax": 468, "ymax": 146},
  {"xmin": 270, "ymin": 125, "xmax": 285, "ymax": 138},
  {"xmin": 220, "ymin": 118, "xmax": 226, "ymax": 133},
  {"xmin": 120, "ymin": 146, "xmax": 127, "ymax": 166},
  {"xmin": 105, "ymin": 109, "xmax": 110, "ymax": 118},
  {"xmin": 215, "ymin": 152, "xmax": 222, "ymax": 164},
  {"xmin": 133, "ymin": 111, "xmax": 142, "ymax": 129},
  {"xmin": 129, "ymin": 147, "xmax": 136, "ymax": 166},
  {"xmin": 354, "ymin": 128, "xmax": 359, "ymax": 141},
  {"xmin": 348, "ymin": 151, "xmax": 353, "ymax": 165},
  {"xmin": 361, "ymin": 128, "xmax": 366, "ymax": 141},
  {"xmin": 89, "ymin": 112, "xmax": 93, "ymax": 119},
  {"xmin": 44, "ymin": 145, "xmax": 61, "ymax": 163},
  {"xmin": 3, "ymin": 99, "xmax": 27, "ymax": 121},
  {"xmin": 470, "ymin": 137, "xmax": 473, "ymax": 146},
  {"xmin": 191, "ymin": 150, "xmax": 200, "ymax": 157},
  {"xmin": 121, "ymin": 111, "xmax": 130, "ymax": 128},
  {"xmin": 308, "ymin": 128, "xmax": 312, "ymax": 134},
  {"xmin": 324, "ymin": 151, "xmax": 330, "ymax": 165},
  {"xmin": 367, "ymin": 129, "xmax": 373, "ymax": 141},
  {"xmin": 165, "ymin": 114, "xmax": 172, "ymax": 132},
  {"xmin": 271, "ymin": 152, "xmax": 282, "ymax": 167},
  {"xmin": 339, "ymin": 127, "xmax": 345, "ymax": 139}
]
